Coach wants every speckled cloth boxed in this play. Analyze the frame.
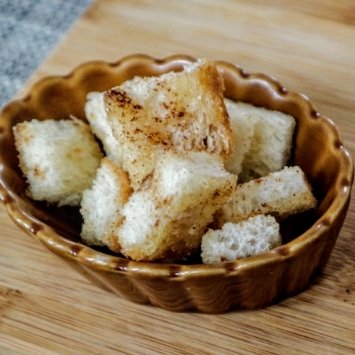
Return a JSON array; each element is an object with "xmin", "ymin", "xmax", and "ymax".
[{"xmin": 0, "ymin": 0, "xmax": 93, "ymax": 109}]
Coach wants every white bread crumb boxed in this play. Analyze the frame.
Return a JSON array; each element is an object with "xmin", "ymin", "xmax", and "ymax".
[
  {"xmin": 201, "ymin": 214, "xmax": 281, "ymax": 263},
  {"xmin": 115, "ymin": 151, "xmax": 237, "ymax": 261},
  {"xmin": 218, "ymin": 165, "xmax": 317, "ymax": 225},
  {"xmin": 80, "ymin": 158, "xmax": 132, "ymax": 248},
  {"xmin": 13, "ymin": 118, "xmax": 103, "ymax": 206}
]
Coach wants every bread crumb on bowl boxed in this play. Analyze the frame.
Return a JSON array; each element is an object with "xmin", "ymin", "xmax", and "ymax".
[{"xmin": 0, "ymin": 54, "xmax": 353, "ymax": 313}]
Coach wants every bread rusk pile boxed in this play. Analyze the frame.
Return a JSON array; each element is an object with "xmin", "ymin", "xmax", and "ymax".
[
  {"xmin": 13, "ymin": 58, "xmax": 318, "ymax": 263},
  {"xmin": 81, "ymin": 59, "xmax": 237, "ymax": 261},
  {"xmin": 202, "ymin": 166, "xmax": 317, "ymax": 263}
]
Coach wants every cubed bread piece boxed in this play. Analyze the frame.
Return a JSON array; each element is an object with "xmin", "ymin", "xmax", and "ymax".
[
  {"xmin": 225, "ymin": 100, "xmax": 296, "ymax": 182},
  {"xmin": 201, "ymin": 214, "xmax": 281, "ymax": 263},
  {"xmin": 103, "ymin": 59, "xmax": 233, "ymax": 190},
  {"xmin": 217, "ymin": 165, "xmax": 317, "ymax": 225},
  {"xmin": 85, "ymin": 92, "xmax": 122, "ymax": 166},
  {"xmin": 114, "ymin": 151, "xmax": 237, "ymax": 262},
  {"xmin": 13, "ymin": 118, "xmax": 103, "ymax": 206},
  {"xmin": 80, "ymin": 158, "xmax": 132, "ymax": 248},
  {"xmin": 224, "ymin": 98, "xmax": 255, "ymax": 176}
]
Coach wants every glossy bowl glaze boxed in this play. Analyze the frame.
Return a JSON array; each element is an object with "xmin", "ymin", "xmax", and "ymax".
[{"xmin": 0, "ymin": 54, "xmax": 353, "ymax": 313}]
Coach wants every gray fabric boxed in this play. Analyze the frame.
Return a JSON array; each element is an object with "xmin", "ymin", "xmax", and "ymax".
[{"xmin": 0, "ymin": 0, "xmax": 94, "ymax": 109}]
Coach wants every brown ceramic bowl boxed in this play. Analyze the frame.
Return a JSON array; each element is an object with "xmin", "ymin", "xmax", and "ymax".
[{"xmin": 0, "ymin": 54, "xmax": 353, "ymax": 313}]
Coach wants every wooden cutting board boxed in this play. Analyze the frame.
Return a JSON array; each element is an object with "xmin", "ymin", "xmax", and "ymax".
[{"xmin": 1, "ymin": 0, "xmax": 355, "ymax": 354}]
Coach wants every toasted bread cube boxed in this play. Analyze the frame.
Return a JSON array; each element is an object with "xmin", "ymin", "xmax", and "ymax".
[
  {"xmin": 201, "ymin": 214, "xmax": 281, "ymax": 263},
  {"xmin": 103, "ymin": 59, "xmax": 233, "ymax": 190},
  {"xmin": 217, "ymin": 166, "xmax": 317, "ymax": 225},
  {"xmin": 80, "ymin": 158, "xmax": 132, "ymax": 248},
  {"xmin": 13, "ymin": 118, "xmax": 103, "ymax": 206},
  {"xmin": 224, "ymin": 100, "xmax": 296, "ymax": 182},
  {"xmin": 114, "ymin": 151, "xmax": 237, "ymax": 262}
]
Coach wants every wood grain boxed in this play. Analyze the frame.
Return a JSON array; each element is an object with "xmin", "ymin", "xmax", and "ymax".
[{"xmin": 1, "ymin": 0, "xmax": 355, "ymax": 354}]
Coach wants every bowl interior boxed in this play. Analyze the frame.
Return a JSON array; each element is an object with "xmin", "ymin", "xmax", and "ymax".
[{"xmin": 0, "ymin": 54, "xmax": 353, "ymax": 272}]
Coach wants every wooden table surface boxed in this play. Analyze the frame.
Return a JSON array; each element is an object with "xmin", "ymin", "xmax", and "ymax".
[{"xmin": 1, "ymin": 0, "xmax": 355, "ymax": 354}]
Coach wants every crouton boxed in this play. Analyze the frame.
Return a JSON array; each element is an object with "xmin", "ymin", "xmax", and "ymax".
[
  {"xmin": 217, "ymin": 165, "xmax": 317, "ymax": 226},
  {"xmin": 13, "ymin": 118, "xmax": 103, "ymax": 206},
  {"xmin": 104, "ymin": 59, "xmax": 233, "ymax": 190},
  {"xmin": 201, "ymin": 214, "xmax": 281, "ymax": 263},
  {"xmin": 224, "ymin": 99, "xmax": 296, "ymax": 182}
]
